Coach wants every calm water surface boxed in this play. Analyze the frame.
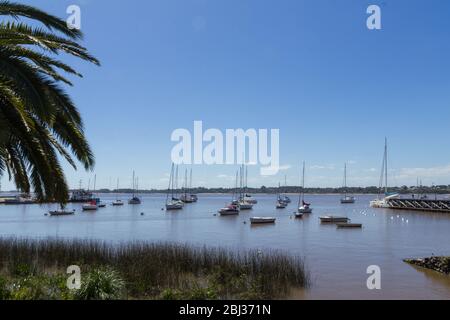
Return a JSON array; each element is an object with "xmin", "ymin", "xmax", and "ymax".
[{"xmin": 1, "ymin": 193, "xmax": 449, "ymax": 300}]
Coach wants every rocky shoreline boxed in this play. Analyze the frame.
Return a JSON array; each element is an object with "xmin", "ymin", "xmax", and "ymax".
[{"xmin": 404, "ymin": 256, "xmax": 450, "ymax": 275}]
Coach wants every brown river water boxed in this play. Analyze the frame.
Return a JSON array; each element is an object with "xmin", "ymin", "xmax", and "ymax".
[{"xmin": 0, "ymin": 193, "xmax": 449, "ymax": 300}]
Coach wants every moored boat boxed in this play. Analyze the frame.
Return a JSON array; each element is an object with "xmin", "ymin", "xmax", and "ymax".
[
  {"xmin": 3, "ymin": 194, "xmax": 35, "ymax": 205},
  {"xmin": 238, "ymin": 165, "xmax": 253, "ymax": 210},
  {"xmin": 165, "ymin": 164, "xmax": 184, "ymax": 211},
  {"xmin": 219, "ymin": 204, "xmax": 240, "ymax": 216},
  {"xmin": 340, "ymin": 163, "xmax": 356, "ymax": 204},
  {"xmin": 128, "ymin": 171, "xmax": 142, "ymax": 205},
  {"xmin": 370, "ymin": 139, "xmax": 399, "ymax": 209},
  {"xmin": 49, "ymin": 207, "xmax": 75, "ymax": 216},
  {"xmin": 250, "ymin": 217, "xmax": 276, "ymax": 224},
  {"xmin": 112, "ymin": 200, "xmax": 124, "ymax": 206},
  {"xmin": 82, "ymin": 200, "xmax": 98, "ymax": 211},
  {"xmin": 297, "ymin": 162, "xmax": 313, "ymax": 215},
  {"xmin": 166, "ymin": 200, "xmax": 184, "ymax": 210},
  {"xmin": 276, "ymin": 200, "xmax": 287, "ymax": 209},
  {"xmin": 320, "ymin": 216, "xmax": 350, "ymax": 223},
  {"xmin": 112, "ymin": 178, "xmax": 124, "ymax": 206},
  {"xmin": 337, "ymin": 223, "xmax": 362, "ymax": 229}
]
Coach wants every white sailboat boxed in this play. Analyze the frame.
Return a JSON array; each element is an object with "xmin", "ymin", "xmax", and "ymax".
[
  {"xmin": 112, "ymin": 178, "xmax": 124, "ymax": 206},
  {"xmin": 243, "ymin": 166, "xmax": 258, "ymax": 204},
  {"xmin": 340, "ymin": 163, "xmax": 355, "ymax": 204},
  {"xmin": 166, "ymin": 164, "xmax": 184, "ymax": 210},
  {"xmin": 297, "ymin": 162, "xmax": 312, "ymax": 216},
  {"xmin": 238, "ymin": 165, "xmax": 253, "ymax": 210},
  {"xmin": 370, "ymin": 138, "xmax": 399, "ymax": 208},
  {"xmin": 219, "ymin": 171, "xmax": 240, "ymax": 216},
  {"xmin": 128, "ymin": 171, "xmax": 141, "ymax": 204},
  {"xmin": 83, "ymin": 175, "xmax": 98, "ymax": 211},
  {"xmin": 189, "ymin": 169, "xmax": 198, "ymax": 203},
  {"xmin": 180, "ymin": 169, "xmax": 194, "ymax": 203},
  {"xmin": 276, "ymin": 183, "xmax": 287, "ymax": 209}
]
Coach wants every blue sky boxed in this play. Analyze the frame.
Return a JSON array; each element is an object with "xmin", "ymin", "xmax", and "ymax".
[{"xmin": 2, "ymin": 0, "xmax": 450, "ymax": 190}]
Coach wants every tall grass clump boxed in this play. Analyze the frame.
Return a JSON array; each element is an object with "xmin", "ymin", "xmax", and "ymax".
[{"xmin": 0, "ymin": 238, "xmax": 309, "ymax": 300}]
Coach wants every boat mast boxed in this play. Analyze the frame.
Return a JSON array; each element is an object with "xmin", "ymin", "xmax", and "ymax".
[
  {"xmin": 94, "ymin": 174, "xmax": 97, "ymax": 197},
  {"xmin": 167, "ymin": 164, "xmax": 174, "ymax": 203},
  {"xmin": 184, "ymin": 169, "xmax": 188, "ymax": 199},
  {"xmin": 302, "ymin": 161, "xmax": 305, "ymax": 203},
  {"xmin": 344, "ymin": 163, "xmax": 347, "ymax": 197},
  {"xmin": 132, "ymin": 171, "xmax": 135, "ymax": 198},
  {"xmin": 189, "ymin": 168, "xmax": 193, "ymax": 196},
  {"xmin": 116, "ymin": 178, "xmax": 119, "ymax": 201},
  {"xmin": 384, "ymin": 138, "xmax": 388, "ymax": 195}
]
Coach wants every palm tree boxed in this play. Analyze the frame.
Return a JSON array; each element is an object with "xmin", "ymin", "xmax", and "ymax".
[{"xmin": 0, "ymin": 1, "xmax": 99, "ymax": 203}]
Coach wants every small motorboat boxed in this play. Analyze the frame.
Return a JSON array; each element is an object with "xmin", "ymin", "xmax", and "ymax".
[
  {"xmin": 128, "ymin": 197, "xmax": 141, "ymax": 205},
  {"xmin": 82, "ymin": 201, "xmax": 98, "ymax": 211},
  {"xmin": 337, "ymin": 223, "xmax": 362, "ymax": 229},
  {"xmin": 219, "ymin": 204, "xmax": 240, "ymax": 216},
  {"xmin": 320, "ymin": 216, "xmax": 350, "ymax": 223},
  {"xmin": 238, "ymin": 200, "xmax": 253, "ymax": 210},
  {"xmin": 98, "ymin": 202, "xmax": 106, "ymax": 208},
  {"xmin": 112, "ymin": 200, "xmax": 124, "ymax": 206},
  {"xmin": 295, "ymin": 212, "xmax": 304, "ymax": 219},
  {"xmin": 49, "ymin": 209, "xmax": 75, "ymax": 216},
  {"xmin": 244, "ymin": 194, "xmax": 258, "ymax": 204},
  {"xmin": 165, "ymin": 200, "xmax": 183, "ymax": 211},
  {"xmin": 276, "ymin": 200, "xmax": 287, "ymax": 209},
  {"xmin": 180, "ymin": 194, "xmax": 194, "ymax": 204},
  {"xmin": 250, "ymin": 217, "xmax": 276, "ymax": 225},
  {"xmin": 341, "ymin": 196, "xmax": 356, "ymax": 204}
]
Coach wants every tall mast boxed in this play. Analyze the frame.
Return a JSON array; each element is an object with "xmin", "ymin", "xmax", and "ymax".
[
  {"xmin": 116, "ymin": 178, "xmax": 119, "ymax": 200},
  {"xmin": 302, "ymin": 161, "xmax": 306, "ymax": 202},
  {"xmin": 167, "ymin": 164, "xmax": 174, "ymax": 203},
  {"xmin": 175, "ymin": 165, "xmax": 179, "ymax": 198},
  {"xmin": 385, "ymin": 138, "xmax": 388, "ymax": 195},
  {"xmin": 132, "ymin": 171, "xmax": 135, "ymax": 198},
  {"xmin": 94, "ymin": 175, "xmax": 97, "ymax": 196},
  {"xmin": 189, "ymin": 168, "xmax": 193, "ymax": 195},
  {"xmin": 344, "ymin": 163, "xmax": 347, "ymax": 196},
  {"xmin": 184, "ymin": 169, "xmax": 188, "ymax": 198}
]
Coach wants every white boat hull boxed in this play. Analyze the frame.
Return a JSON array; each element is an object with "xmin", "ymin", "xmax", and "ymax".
[
  {"xmin": 166, "ymin": 203, "xmax": 183, "ymax": 210},
  {"xmin": 298, "ymin": 206, "xmax": 312, "ymax": 214},
  {"xmin": 239, "ymin": 203, "xmax": 253, "ymax": 210}
]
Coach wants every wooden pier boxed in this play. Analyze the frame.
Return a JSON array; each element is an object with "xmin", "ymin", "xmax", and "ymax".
[{"xmin": 387, "ymin": 198, "xmax": 450, "ymax": 213}]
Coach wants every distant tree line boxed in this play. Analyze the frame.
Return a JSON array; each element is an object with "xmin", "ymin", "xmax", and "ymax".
[{"xmin": 90, "ymin": 185, "xmax": 450, "ymax": 195}]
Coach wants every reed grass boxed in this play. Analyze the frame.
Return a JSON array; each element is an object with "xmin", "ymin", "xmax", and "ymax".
[{"xmin": 0, "ymin": 238, "xmax": 309, "ymax": 300}]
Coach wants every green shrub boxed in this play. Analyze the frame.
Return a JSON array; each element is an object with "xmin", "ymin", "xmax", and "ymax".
[
  {"xmin": 0, "ymin": 277, "xmax": 11, "ymax": 300},
  {"xmin": 74, "ymin": 268, "xmax": 125, "ymax": 300}
]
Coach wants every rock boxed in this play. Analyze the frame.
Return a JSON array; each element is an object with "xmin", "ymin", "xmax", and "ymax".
[{"xmin": 404, "ymin": 256, "xmax": 450, "ymax": 275}]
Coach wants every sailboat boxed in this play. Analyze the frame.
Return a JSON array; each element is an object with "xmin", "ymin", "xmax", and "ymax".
[
  {"xmin": 243, "ymin": 166, "xmax": 258, "ymax": 204},
  {"xmin": 238, "ymin": 165, "xmax": 253, "ymax": 210},
  {"xmin": 297, "ymin": 162, "xmax": 312, "ymax": 216},
  {"xmin": 180, "ymin": 169, "xmax": 194, "ymax": 203},
  {"xmin": 280, "ymin": 175, "xmax": 291, "ymax": 204},
  {"xmin": 83, "ymin": 175, "xmax": 99, "ymax": 211},
  {"xmin": 128, "ymin": 171, "xmax": 141, "ymax": 204},
  {"xmin": 276, "ymin": 183, "xmax": 287, "ymax": 209},
  {"xmin": 166, "ymin": 164, "xmax": 184, "ymax": 210},
  {"xmin": 189, "ymin": 169, "xmax": 198, "ymax": 203},
  {"xmin": 340, "ymin": 163, "xmax": 355, "ymax": 204},
  {"xmin": 219, "ymin": 171, "xmax": 240, "ymax": 216},
  {"xmin": 370, "ymin": 138, "xmax": 399, "ymax": 208},
  {"xmin": 112, "ymin": 178, "xmax": 124, "ymax": 206}
]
